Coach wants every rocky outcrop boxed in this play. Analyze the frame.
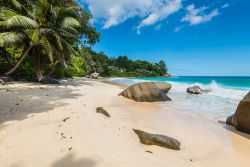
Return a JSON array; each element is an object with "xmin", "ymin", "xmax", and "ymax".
[
  {"xmin": 90, "ymin": 73, "xmax": 99, "ymax": 79},
  {"xmin": 133, "ymin": 129, "xmax": 180, "ymax": 150},
  {"xmin": 96, "ymin": 107, "xmax": 110, "ymax": 118},
  {"xmin": 39, "ymin": 76, "xmax": 61, "ymax": 84},
  {"xmin": 119, "ymin": 82, "xmax": 171, "ymax": 102},
  {"xmin": 154, "ymin": 82, "xmax": 172, "ymax": 93},
  {"xmin": 164, "ymin": 72, "xmax": 172, "ymax": 77},
  {"xmin": 226, "ymin": 91, "xmax": 250, "ymax": 134},
  {"xmin": 187, "ymin": 86, "xmax": 209, "ymax": 95}
]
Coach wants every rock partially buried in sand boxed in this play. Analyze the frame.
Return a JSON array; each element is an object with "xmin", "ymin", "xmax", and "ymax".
[
  {"xmin": 187, "ymin": 86, "xmax": 210, "ymax": 95},
  {"xmin": 133, "ymin": 129, "xmax": 180, "ymax": 150},
  {"xmin": 226, "ymin": 91, "xmax": 250, "ymax": 134},
  {"xmin": 96, "ymin": 107, "xmax": 110, "ymax": 118},
  {"xmin": 119, "ymin": 82, "xmax": 171, "ymax": 102},
  {"xmin": 39, "ymin": 76, "xmax": 61, "ymax": 84}
]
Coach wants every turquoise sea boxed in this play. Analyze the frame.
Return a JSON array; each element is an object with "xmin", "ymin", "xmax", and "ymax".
[{"xmin": 110, "ymin": 76, "xmax": 250, "ymax": 120}]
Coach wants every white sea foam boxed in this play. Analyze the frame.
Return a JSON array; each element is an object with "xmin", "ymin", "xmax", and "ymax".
[{"xmin": 110, "ymin": 77, "xmax": 249, "ymax": 120}]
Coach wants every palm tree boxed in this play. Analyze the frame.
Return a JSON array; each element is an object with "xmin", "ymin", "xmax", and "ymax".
[{"xmin": 0, "ymin": 0, "xmax": 91, "ymax": 80}]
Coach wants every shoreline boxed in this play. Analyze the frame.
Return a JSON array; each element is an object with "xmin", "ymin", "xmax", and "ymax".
[{"xmin": 0, "ymin": 78, "xmax": 250, "ymax": 167}]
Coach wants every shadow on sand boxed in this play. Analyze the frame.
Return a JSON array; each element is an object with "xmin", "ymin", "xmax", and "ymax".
[
  {"xmin": 51, "ymin": 153, "xmax": 97, "ymax": 167},
  {"xmin": 0, "ymin": 82, "xmax": 85, "ymax": 125},
  {"xmin": 9, "ymin": 153, "xmax": 97, "ymax": 167},
  {"xmin": 219, "ymin": 120, "xmax": 250, "ymax": 140},
  {"xmin": 224, "ymin": 125, "xmax": 250, "ymax": 140}
]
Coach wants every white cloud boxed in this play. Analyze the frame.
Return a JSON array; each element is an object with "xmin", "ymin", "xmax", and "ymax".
[
  {"xmin": 81, "ymin": 0, "xmax": 224, "ymax": 33},
  {"xmin": 181, "ymin": 4, "xmax": 219, "ymax": 25},
  {"xmin": 222, "ymin": 3, "xmax": 229, "ymax": 9},
  {"xmin": 174, "ymin": 26, "xmax": 183, "ymax": 32},
  {"xmin": 82, "ymin": 0, "xmax": 182, "ymax": 32},
  {"xmin": 136, "ymin": 0, "xmax": 182, "ymax": 34}
]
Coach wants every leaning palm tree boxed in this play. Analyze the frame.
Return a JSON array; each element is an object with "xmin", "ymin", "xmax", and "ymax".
[{"xmin": 0, "ymin": 0, "xmax": 95, "ymax": 80}]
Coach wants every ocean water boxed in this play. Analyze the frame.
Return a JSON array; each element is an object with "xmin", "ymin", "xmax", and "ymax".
[{"xmin": 110, "ymin": 76, "xmax": 250, "ymax": 120}]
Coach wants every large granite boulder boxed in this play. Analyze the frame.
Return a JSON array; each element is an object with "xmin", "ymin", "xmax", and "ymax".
[
  {"xmin": 226, "ymin": 91, "xmax": 250, "ymax": 134},
  {"xmin": 133, "ymin": 129, "xmax": 180, "ymax": 150},
  {"xmin": 154, "ymin": 82, "xmax": 172, "ymax": 93},
  {"xmin": 119, "ymin": 82, "xmax": 171, "ymax": 102},
  {"xmin": 187, "ymin": 86, "xmax": 209, "ymax": 95},
  {"xmin": 39, "ymin": 76, "xmax": 61, "ymax": 84}
]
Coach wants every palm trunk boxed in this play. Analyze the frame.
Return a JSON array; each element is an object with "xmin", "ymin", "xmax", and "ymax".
[
  {"xmin": 5, "ymin": 44, "xmax": 33, "ymax": 76},
  {"xmin": 35, "ymin": 45, "xmax": 43, "ymax": 81}
]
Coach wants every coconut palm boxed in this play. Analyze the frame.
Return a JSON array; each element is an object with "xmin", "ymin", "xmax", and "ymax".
[{"xmin": 0, "ymin": 0, "xmax": 97, "ymax": 80}]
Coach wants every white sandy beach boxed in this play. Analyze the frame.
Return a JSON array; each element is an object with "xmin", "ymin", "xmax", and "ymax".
[{"xmin": 0, "ymin": 79, "xmax": 250, "ymax": 167}]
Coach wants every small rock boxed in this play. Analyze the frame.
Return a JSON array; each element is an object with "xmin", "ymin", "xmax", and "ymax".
[
  {"xmin": 133, "ymin": 129, "xmax": 180, "ymax": 150},
  {"xmin": 187, "ymin": 86, "xmax": 209, "ymax": 95},
  {"xmin": 39, "ymin": 76, "xmax": 61, "ymax": 85},
  {"xmin": 146, "ymin": 150, "xmax": 153, "ymax": 154},
  {"xmin": 90, "ymin": 72, "xmax": 99, "ymax": 79},
  {"xmin": 62, "ymin": 117, "xmax": 70, "ymax": 122},
  {"xmin": 96, "ymin": 107, "xmax": 110, "ymax": 118}
]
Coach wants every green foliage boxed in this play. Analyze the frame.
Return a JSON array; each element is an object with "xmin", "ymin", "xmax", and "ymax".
[
  {"xmin": 0, "ymin": 0, "xmax": 168, "ymax": 80},
  {"xmin": 51, "ymin": 54, "xmax": 86, "ymax": 78},
  {"xmin": 0, "ymin": 46, "xmax": 36, "ymax": 79},
  {"xmin": 81, "ymin": 47, "xmax": 168, "ymax": 77},
  {"xmin": 0, "ymin": 0, "xmax": 99, "ymax": 79}
]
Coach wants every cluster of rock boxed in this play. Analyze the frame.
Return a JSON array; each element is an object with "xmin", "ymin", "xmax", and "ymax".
[
  {"xmin": 118, "ymin": 82, "xmax": 181, "ymax": 150},
  {"xmin": 119, "ymin": 82, "xmax": 172, "ymax": 102},
  {"xmin": 226, "ymin": 91, "xmax": 250, "ymax": 134}
]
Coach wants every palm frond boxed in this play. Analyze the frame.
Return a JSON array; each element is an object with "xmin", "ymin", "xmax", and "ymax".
[
  {"xmin": 0, "ymin": 32, "xmax": 26, "ymax": 46},
  {"xmin": 60, "ymin": 17, "xmax": 81, "ymax": 29},
  {"xmin": 0, "ymin": 10, "xmax": 38, "ymax": 29}
]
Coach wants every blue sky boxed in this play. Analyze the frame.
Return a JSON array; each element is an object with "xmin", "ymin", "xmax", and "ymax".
[{"xmin": 79, "ymin": 0, "xmax": 250, "ymax": 76}]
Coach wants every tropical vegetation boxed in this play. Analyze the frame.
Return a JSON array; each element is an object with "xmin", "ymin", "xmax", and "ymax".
[{"xmin": 0, "ymin": 0, "xmax": 168, "ymax": 80}]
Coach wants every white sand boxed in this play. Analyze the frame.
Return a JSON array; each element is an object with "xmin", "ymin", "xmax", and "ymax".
[{"xmin": 0, "ymin": 79, "xmax": 250, "ymax": 167}]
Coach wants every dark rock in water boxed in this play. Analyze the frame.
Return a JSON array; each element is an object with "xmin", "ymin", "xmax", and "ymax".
[
  {"xmin": 226, "ymin": 91, "xmax": 250, "ymax": 134},
  {"xmin": 119, "ymin": 82, "xmax": 171, "ymax": 102},
  {"xmin": 154, "ymin": 82, "xmax": 172, "ymax": 93},
  {"xmin": 133, "ymin": 129, "xmax": 180, "ymax": 150},
  {"xmin": 40, "ymin": 76, "xmax": 61, "ymax": 84},
  {"xmin": 187, "ymin": 86, "xmax": 210, "ymax": 95},
  {"xmin": 96, "ymin": 107, "xmax": 110, "ymax": 118}
]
